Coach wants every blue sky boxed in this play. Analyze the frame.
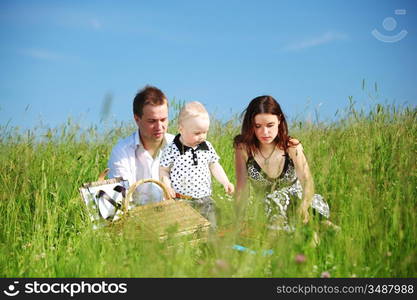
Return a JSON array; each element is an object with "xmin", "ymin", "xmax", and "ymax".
[{"xmin": 0, "ymin": 0, "xmax": 416, "ymax": 130}]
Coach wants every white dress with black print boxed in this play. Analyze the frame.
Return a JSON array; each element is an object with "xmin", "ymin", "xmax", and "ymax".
[
  {"xmin": 247, "ymin": 152, "xmax": 330, "ymax": 231},
  {"xmin": 160, "ymin": 134, "xmax": 220, "ymax": 199}
]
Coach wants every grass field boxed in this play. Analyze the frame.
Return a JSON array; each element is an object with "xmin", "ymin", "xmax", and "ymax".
[{"xmin": 0, "ymin": 98, "xmax": 416, "ymax": 278}]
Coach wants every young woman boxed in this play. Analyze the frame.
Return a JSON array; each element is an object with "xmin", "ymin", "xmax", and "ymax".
[{"xmin": 234, "ymin": 95, "xmax": 330, "ymax": 231}]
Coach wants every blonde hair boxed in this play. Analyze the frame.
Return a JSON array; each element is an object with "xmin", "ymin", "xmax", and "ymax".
[{"xmin": 178, "ymin": 101, "xmax": 209, "ymax": 126}]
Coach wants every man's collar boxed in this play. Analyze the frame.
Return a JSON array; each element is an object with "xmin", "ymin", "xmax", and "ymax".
[
  {"xmin": 134, "ymin": 130, "xmax": 168, "ymax": 151},
  {"xmin": 134, "ymin": 130, "xmax": 141, "ymax": 147},
  {"xmin": 173, "ymin": 134, "xmax": 209, "ymax": 154}
]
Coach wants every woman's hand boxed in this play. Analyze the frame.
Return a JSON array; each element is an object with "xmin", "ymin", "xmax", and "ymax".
[{"xmin": 298, "ymin": 200, "xmax": 310, "ymax": 224}]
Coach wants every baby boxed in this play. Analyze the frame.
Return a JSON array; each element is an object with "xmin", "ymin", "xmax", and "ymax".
[{"xmin": 160, "ymin": 101, "xmax": 234, "ymax": 228}]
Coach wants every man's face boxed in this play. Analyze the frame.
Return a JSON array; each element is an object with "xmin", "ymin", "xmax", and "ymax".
[{"xmin": 134, "ymin": 103, "xmax": 168, "ymax": 143}]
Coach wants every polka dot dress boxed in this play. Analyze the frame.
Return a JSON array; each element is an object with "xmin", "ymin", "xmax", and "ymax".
[{"xmin": 160, "ymin": 134, "xmax": 220, "ymax": 199}]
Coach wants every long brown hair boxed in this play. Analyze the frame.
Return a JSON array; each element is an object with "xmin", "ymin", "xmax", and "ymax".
[{"xmin": 233, "ymin": 95, "xmax": 297, "ymax": 155}]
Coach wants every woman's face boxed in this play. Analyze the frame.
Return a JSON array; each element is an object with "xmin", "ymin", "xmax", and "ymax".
[{"xmin": 253, "ymin": 113, "xmax": 280, "ymax": 145}]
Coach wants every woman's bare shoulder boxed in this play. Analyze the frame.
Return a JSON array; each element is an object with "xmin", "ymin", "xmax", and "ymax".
[
  {"xmin": 287, "ymin": 138, "xmax": 304, "ymax": 159},
  {"xmin": 288, "ymin": 137, "xmax": 301, "ymax": 146},
  {"xmin": 288, "ymin": 138, "xmax": 302, "ymax": 150}
]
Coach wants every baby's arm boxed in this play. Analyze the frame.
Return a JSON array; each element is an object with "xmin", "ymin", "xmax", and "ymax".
[
  {"xmin": 209, "ymin": 162, "xmax": 234, "ymax": 194},
  {"xmin": 159, "ymin": 166, "xmax": 176, "ymax": 198}
]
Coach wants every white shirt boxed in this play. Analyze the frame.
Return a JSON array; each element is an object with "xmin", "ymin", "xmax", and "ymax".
[
  {"xmin": 160, "ymin": 134, "xmax": 220, "ymax": 198},
  {"xmin": 108, "ymin": 130, "xmax": 174, "ymax": 204}
]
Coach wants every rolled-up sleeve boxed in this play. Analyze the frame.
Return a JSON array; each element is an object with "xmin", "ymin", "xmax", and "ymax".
[{"xmin": 108, "ymin": 143, "xmax": 131, "ymax": 182}]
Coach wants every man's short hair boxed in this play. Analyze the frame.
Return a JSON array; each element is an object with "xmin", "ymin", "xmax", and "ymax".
[{"xmin": 133, "ymin": 85, "xmax": 168, "ymax": 118}]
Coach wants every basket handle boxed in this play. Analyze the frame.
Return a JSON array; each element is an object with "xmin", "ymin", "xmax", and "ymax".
[
  {"xmin": 98, "ymin": 168, "xmax": 110, "ymax": 181},
  {"xmin": 123, "ymin": 178, "xmax": 173, "ymax": 213}
]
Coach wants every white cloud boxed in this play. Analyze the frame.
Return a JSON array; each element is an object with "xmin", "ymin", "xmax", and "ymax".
[
  {"xmin": 19, "ymin": 48, "xmax": 65, "ymax": 61},
  {"xmin": 90, "ymin": 18, "xmax": 102, "ymax": 30},
  {"xmin": 283, "ymin": 31, "xmax": 348, "ymax": 51}
]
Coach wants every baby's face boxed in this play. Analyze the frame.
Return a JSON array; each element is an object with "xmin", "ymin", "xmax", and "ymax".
[{"xmin": 180, "ymin": 116, "xmax": 210, "ymax": 147}]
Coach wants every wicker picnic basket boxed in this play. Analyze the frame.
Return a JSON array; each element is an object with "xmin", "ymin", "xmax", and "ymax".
[
  {"xmin": 114, "ymin": 178, "xmax": 211, "ymax": 241},
  {"xmin": 80, "ymin": 168, "xmax": 211, "ymax": 241}
]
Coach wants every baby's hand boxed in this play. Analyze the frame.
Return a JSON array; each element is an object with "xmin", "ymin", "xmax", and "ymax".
[
  {"xmin": 224, "ymin": 182, "xmax": 235, "ymax": 195},
  {"xmin": 167, "ymin": 187, "xmax": 176, "ymax": 199}
]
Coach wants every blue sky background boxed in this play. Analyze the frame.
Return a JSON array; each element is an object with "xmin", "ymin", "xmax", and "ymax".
[{"xmin": 0, "ymin": 0, "xmax": 416, "ymax": 130}]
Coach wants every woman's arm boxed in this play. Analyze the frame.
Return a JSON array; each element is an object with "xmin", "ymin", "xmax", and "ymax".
[
  {"xmin": 288, "ymin": 140, "xmax": 314, "ymax": 224},
  {"xmin": 234, "ymin": 145, "xmax": 249, "ymax": 214}
]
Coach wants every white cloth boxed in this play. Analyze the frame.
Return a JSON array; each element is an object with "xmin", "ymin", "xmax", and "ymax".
[
  {"xmin": 160, "ymin": 134, "xmax": 220, "ymax": 198},
  {"xmin": 108, "ymin": 130, "xmax": 174, "ymax": 204}
]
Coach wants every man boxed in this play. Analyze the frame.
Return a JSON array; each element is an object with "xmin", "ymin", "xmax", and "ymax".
[{"xmin": 108, "ymin": 85, "xmax": 174, "ymax": 204}]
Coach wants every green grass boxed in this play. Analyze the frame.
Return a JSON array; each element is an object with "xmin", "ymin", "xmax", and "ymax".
[{"xmin": 0, "ymin": 100, "xmax": 416, "ymax": 278}]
